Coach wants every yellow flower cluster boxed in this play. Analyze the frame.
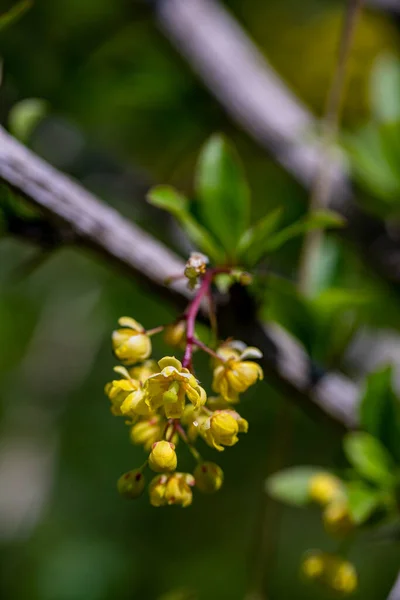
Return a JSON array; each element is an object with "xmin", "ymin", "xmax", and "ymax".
[
  {"xmin": 105, "ymin": 314, "xmax": 263, "ymax": 507},
  {"xmin": 302, "ymin": 551, "xmax": 358, "ymax": 595}
]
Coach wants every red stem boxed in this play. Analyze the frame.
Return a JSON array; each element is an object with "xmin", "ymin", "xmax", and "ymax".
[{"xmin": 182, "ymin": 268, "xmax": 228, "ymax": 370}]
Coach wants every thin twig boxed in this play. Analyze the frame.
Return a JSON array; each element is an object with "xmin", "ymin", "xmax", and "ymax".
[{"xmin": 298, "ymin": 0, "xmax": 364, "ymax": 295}]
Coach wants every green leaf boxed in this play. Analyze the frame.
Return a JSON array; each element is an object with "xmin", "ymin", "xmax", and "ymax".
[
  {"xmin": 147, "ymin": 185, "xmax": 223, "ymax": 262},
  {"xmin": 346, "ymin": 481, "xmax": 382, "ymax": 525},
  {"xmin": 343, "ymin": 432, "xmax": 396, "ymax": 488},
  {"xmin": 370, "ymin": 54, "xmax": 400, "ymax": 124},
  {"xmin": 195, "ymin": 134, "xmax": 250, "ymax": 256},
  {"xmin": 0, "ymin": 0, "xmax": 32, "ymax": 31},
  {"xmin": 345, "ymin": 125, "xmax": 400, "ymax": 207},
  {"xmin": 266, "ymin": 466, "xmax": 320, "ymax": 507},
  {"xmin": 8, "ymin": 98, "xmax": 48, "ymax": 143},
  {"xmin": 237, "ymin": 207, "xmax": 283, "ymax": 265},
  {"xmin": 147, "ymin": 185, "xmax": 188, "ymax": 215},
  {"xmin": 264, "ymin": 210, "xmax": 345, "ymax": 253},
  {"xmin": 359, "ymin": 365, "xmax": 400, "ymax": 462}
]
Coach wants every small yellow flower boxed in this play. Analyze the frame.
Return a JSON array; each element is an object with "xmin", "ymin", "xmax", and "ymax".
[
  {"xmin": 301, "ymin": 551, "xmax": 325, "ymax": 580},
  {"xmin": 130, "ymin": 416, "xmax": 163, "ymax": 451},
  {"xmin": 105, "ymin": 366, "xmax": 151, "ymax": 418},
  {"xmin": 309, "ymin": 472, "xmax": 344, "ymax": 506},
  {"xmin": 145, "ymin": 357, "xmax": 207, "ymax": 418},
  {"xmin": 148, "ymin": 473, "xmax": 195, "ymax": 507},
  {"xmin": 117, "ymin": 469, "xmax": 145, "ymax": 499},
  {"xmin": 164, "ymin": 321, "xmax": 186, "ymax": 348},
  {"xmin": 212, "ymin": 342, "xmax": 263, "ymax": 402},
  {"xmin": 165, "ymin": 473, "xmax": 195, "ymax": 507},
  {"xmin": 201, "ymin": 410, "xmax": 248, "ymax": 451},
  {"xmin": 331, "ymin": 561, "xmax": 358, "ymax": 594},
  {"xmin": 323, "ymin": 499, "xmax": 354, "ymax": 537},
  {"xmin": 149, "ymin": 440, "xmax": 177, "ymax": 473},
  {"xmin": 148, "ymin": 474, "xmax": 168, "ymax": 507},
  {"xmin": 194, "ymin": 462, "xmax": 224, "ymax": 494},
  {"xmin": 302, "ymin": 552, "xmax": 357, "ymax": 595},
  {"xmin": 112, "ymin": 317, "xmax": 151, "ymax": 365},
  {"xmin": 105, "ymin": 366, "xmax": 141, "ymax": 416}
]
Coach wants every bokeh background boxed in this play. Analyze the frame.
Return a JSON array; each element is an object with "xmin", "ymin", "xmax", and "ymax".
[{"xmin": 1, "ymin": 1, "xmax": 400, "ymax": 599}]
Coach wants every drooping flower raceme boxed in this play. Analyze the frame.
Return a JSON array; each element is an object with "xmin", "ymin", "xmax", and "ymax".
[{"xmin": 104, "ymin": 258, "xmax": 263, "ymax": 508}]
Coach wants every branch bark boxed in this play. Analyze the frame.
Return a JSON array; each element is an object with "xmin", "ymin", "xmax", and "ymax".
[
  {"xmin": 0, "ymin": 125, "xmax": 358, "ymax": 428},
  {"xmin": 155, "ymin": 0, "xmax": 400, "ymax": 293}
]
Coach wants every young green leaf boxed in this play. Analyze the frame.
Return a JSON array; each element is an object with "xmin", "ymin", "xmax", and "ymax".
[
  {"xmin": 0, "ymin": 0, "xmax": 32, "ymax": 31},
  {"xmin": 346, "ymin": 481, "xmax": 383, "ymax": 525},
  {"xmin": 8, "ymin": 98, "xmax": 48, "ymax": 143},
  {"xmin": 237, "ymin": 207, "xmax": 283, "ymax": 265},
  {"xmin": 263, "ymin": 210, "xmax": 346, "ymax": 253},
  {"xmin": 266, "ymin": 466, "xmax": 320, "ymax": 507},
  {"xmin": 147, "ymin": 185, "xmax": 223, "ymax": 262},
  {"xmin": 195, "ymin": 134, "xmax": 250, "ymax": 256},
  {"xmin": 359, "ymin": 365, "xmax": 400, "ymax": 462},
  {"xmin": 343, "ymin": 432, "xmax": 396, "ymax": 488},
  {"xmin": 147, "ymin": 185, "xmax": 188, "ymax": 215}
]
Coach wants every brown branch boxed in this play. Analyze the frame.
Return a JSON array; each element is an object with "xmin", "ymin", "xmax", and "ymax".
[{"xmin": 0, "ymin": 125, "xmax": 358, "ymax": 429}]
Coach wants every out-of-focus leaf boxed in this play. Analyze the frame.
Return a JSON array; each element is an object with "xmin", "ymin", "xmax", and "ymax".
[
  {"xmin": 195, "ymin": 134, "xmax": 250, "ymax": 256},
  {"xmin": 346, "ymin": 481, "xmax": 383, "ymax": 525},
  {"xmin": 313, "ymin": 288, "xmax": 375, "ymax": 313},
  {"xmin": 266, "ymin": 466, "xmax": 320, "ymax": 507},
  {"xmin": 370, "ymin": 54, "xmax": 400, "ymax": 123},
  {"xmin": 264, "ymin": 210, "xmax": 345, "ymax": 252},
  {"xmin": 0, "ymin": 0, "xmax": 32, "ymax": 31},
  {"xmin": 237, "ymin": 207, "xmax": 283, "ymax": 265},
  {"xmin": 359, "ymin": 365, "xmax": 400, "ymax": 462},
  {"xmin": 147, "ymin": 185, "xmax": 223, "ymax": 262},
  {"xmin": 8, "ymin": 98, "xmax": 48, "ymax": 143},
  {"xmin": 147, "ymin": 185, "xmax": 188, "ymax": 215},
  {"xmin": 346, "ymin": 124, "xmax": 400, "ymax": 207},
  {"xmin": 343, "ymin": 432, "xmax": 396, "ymax": 488}
]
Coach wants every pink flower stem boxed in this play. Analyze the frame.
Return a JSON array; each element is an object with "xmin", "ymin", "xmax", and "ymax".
[{"xmin": 182, "ymin": 268, "xmax": 228, "ymax": 370}]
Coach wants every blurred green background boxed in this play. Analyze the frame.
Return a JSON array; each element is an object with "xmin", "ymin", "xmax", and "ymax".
[{"xmin": 1, "ymin": 1, "xmax": 400, "ymax": 599}]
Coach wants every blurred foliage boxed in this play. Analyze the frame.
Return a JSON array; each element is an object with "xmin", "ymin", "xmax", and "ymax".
[{"xmin": 1, "ymin": 1, "xmax": 400, "ymax": 600}]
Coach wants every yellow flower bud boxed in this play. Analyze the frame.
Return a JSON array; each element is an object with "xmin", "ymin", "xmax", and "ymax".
[
  {"xmin": 301, "ymin": 551, "xmax": 325, "ymax": 580},
  {"xmin": 194, "ymin": 462, "xmax": 224, "ymax": 494},
  {"xmin": 164, "ymin": 321, "xmax": 186, "ymax": 348},
  {"xmin": 165, "ymin": 473, "xmax": 194, "ymax": 507},
  {"xmin": 148, "ymin": 474, "xmax": 168, "ymax": 507},
  {"xmin": 117, "ymin": 469, "xmax": 145, "ymax": 499},
  {"xmin": 323, "ymin": 499, "xmax": 354, "ymax": 537},
  {"xmin": 309, "ymin": 472, "xmax": 343, "ymax": 506},
  {"xmin": 149, "ymin": 441, "xmax": 177, "ymax": 473},
  {"xmin": 112, "ymin": 317, "xmax": 151, "ymax": 365},
  {"xmin": 130, "ymin": 416, "xmax": 163, "ymax": 451},
  {"xmin": 331, "ymin": 561, "xmax": 358, "ymax": 594}
]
